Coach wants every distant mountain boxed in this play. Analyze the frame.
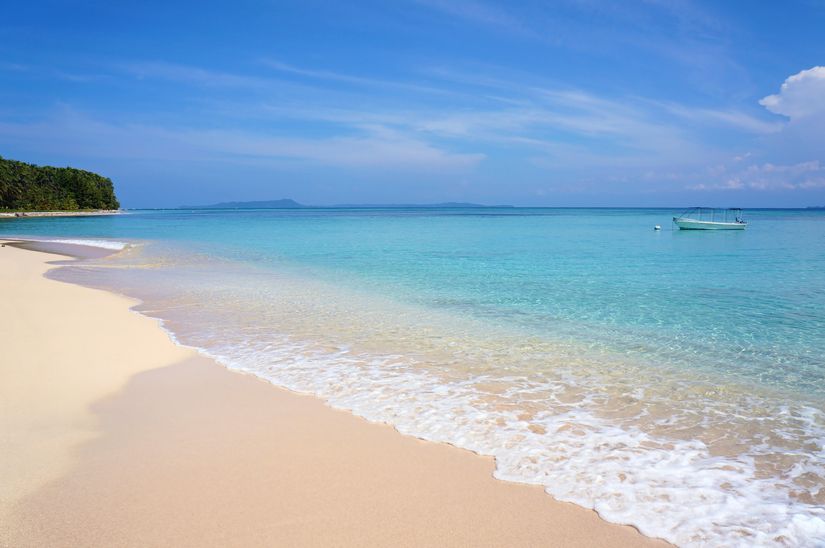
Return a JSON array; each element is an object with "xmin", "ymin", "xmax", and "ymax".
[
  {"xmin": 182, "ymin": 199, "xmax": 305, "ymax": 209},
  {"xmin": 180, "ymin": 199, "xmax": 512, "ymax": 209}
]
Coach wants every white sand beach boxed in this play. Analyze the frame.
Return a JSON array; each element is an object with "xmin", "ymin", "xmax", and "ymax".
[{"xmin": 0, "ymin": 242, "xmax": 665, "ymax": 547}]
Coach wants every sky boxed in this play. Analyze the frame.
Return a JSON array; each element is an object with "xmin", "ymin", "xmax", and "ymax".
[{"xmin": 1, "ymin": 1, "xmax": 824, "ymax": 208}]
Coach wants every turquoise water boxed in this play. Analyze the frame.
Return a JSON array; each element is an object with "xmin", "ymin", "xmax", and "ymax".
[{"xmin": 3, "ymin": 208, "xmax": 825, "ymax": 545}]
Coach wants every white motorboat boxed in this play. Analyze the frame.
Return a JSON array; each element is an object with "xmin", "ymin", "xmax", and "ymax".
[{"xmin": 673, "ymin": 207, "xmax": 747, "ymax": 230}]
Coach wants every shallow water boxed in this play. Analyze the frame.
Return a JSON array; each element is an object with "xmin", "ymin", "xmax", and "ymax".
[{"xmin": 4, "ymin": 207, "xmax": 825, "ymax": 545}]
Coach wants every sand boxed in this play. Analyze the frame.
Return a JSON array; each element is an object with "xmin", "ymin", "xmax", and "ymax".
[
  {"xmin": 0, "ymin": 210, "xmax": 120, "ymax": 218},
  {"xmin": 0, "ymin": 242, "xmax": 666, "ymax": 547}
]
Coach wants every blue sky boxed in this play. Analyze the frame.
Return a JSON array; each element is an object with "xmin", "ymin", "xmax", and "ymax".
[{"xmin": 1, "ymin": 1, "xmax": 824, "ymax": 207}]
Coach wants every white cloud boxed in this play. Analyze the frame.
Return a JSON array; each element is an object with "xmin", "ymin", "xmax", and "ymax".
[
  {"xmin": 759, "ymin": 66, "xmax": 825, "ymax": 119},
  {"xmin": 687, "ymin": 160, "xmax": 825, "ymax": 191}
]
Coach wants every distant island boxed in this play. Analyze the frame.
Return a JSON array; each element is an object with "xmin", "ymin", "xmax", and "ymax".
[
  {"xmin": 334, "ymin": 201, "xmax": 514, "ymax": 208},
  {"xmin": 182, "ymin": 199, "xmax": 305, "ymax": 209},
  {"xmin": 0, "ymin": 155, "xmax": 120, "ymax": 211},
  {"xmin": 181, "ymin": 199, "xmax": 512, "ymax": 209}
]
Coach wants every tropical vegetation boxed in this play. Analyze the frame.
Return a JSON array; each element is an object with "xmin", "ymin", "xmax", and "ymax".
[{"xmin": 0, "ymin": 155, "xmax": 119, "ymax": 211}]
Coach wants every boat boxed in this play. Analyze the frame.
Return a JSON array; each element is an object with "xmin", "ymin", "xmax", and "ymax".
[{"xmin": 673, "ymin": 207, "xmax": 747, "ymax": 230}]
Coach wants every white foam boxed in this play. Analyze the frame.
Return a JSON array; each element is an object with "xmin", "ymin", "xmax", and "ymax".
[
  {"xmin": 36, "ymin": 238, "xmax": 128, "ymax": 250},
  {"xmin": 184, "ymin": 334, "xmax": 825, "ymax": 547}
]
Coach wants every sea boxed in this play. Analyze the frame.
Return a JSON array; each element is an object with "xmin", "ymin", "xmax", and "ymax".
[{"xmin": 3, "ymin": 207, "xmax": 825, "ymax": 546}]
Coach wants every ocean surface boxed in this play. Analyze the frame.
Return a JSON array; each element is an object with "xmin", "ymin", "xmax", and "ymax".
[{"xmin": 3, "ymin": 207, "xmax": 825, "ymax": 546}]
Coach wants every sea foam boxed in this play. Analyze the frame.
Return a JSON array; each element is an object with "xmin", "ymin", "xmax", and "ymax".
[
  {"xmin": 183, "ymin": 332, "xmax": 825, "ymax": 547},
  {"xmin": 36, "ymin": 238, "xmax": 128, "ymax": 250}
]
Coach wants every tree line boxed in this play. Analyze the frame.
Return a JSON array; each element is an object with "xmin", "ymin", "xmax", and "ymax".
[{"xmin": 0, "ymin": 155, "xmax": 120, "ymax": 211}]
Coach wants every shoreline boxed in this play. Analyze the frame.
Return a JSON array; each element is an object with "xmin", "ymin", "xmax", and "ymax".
[
  {"xmin": 0, "ymin": 209, "xmax": 121, "ymax": 218},
  {"xmin": 0, "ymin": 241, "xmax": 665, "ymax": 547}
]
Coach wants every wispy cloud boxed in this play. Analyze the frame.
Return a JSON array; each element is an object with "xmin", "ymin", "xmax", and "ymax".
[
  {"xmin": 6, "ymin": 56, "xmax": 816, "ymax": 199},
  {"xmin": 412, "ymin": 0, "xmax": 735, "ymax": 81},
  {"xmin": 257, "ymin": 91, "xmax": 703, "ymax": 168},
  {"xmin": 106, "ymin": 58, "xmax": 786, "ymax": 176},
  {"xmin": 0, "ymin": 108, "xmax": 482, "ymax": 171},
  {"xmin": 0, "ymin": 61, "xmax": 28, "ymax": 72},
  {"xmin": 412, "ymin": 0, "xmax": 534, "ymax": 36},
  {"xmin": 123, "ymin": 62, "xmax": 273, "ymax": 89},
  {"xmin": 0, "ymin": 61, "xmax": 110, "ymax": 84},
  {"xmin": 260, "ymin": 59, "xmax": 454, "ymax": 96},
  {"xmin": 657, "ymin": 101, "xmax": 782, "ymax": 134}
]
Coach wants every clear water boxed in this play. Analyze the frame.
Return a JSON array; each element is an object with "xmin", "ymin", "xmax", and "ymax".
[{"xmin": 3, "ymin": 208, "xmax": 825, "ymax": 546}]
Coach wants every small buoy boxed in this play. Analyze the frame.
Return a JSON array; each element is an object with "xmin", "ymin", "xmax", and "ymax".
[{"xmin": 654, "ymin": 225, "xmax": 661, "ymax": 231}]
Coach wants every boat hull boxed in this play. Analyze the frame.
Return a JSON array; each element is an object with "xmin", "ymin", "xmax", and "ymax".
[{"xmin": 673, "ymin": 218, "xmax": 746, "ymax": 230}]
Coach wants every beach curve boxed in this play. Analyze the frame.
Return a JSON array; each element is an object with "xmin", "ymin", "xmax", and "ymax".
[{"xmin": 0, "ymin": 242, "xmax": 665, "ymax": 547}]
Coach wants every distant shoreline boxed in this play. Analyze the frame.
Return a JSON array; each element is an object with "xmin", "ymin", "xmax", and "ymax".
[{"xmin": 0, "ymin": 209, "xmax": 121, "ymax": 218}]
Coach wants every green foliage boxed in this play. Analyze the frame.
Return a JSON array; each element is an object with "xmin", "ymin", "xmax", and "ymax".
[{"xmin": 0, "ymin": 155, "xmax": 120, "ymax": 211}]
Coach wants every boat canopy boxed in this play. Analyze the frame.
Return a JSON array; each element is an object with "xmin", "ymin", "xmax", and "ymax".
[{"xmin": 674, "ymin": 207, "xmax": 745, "ymax": 224}]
